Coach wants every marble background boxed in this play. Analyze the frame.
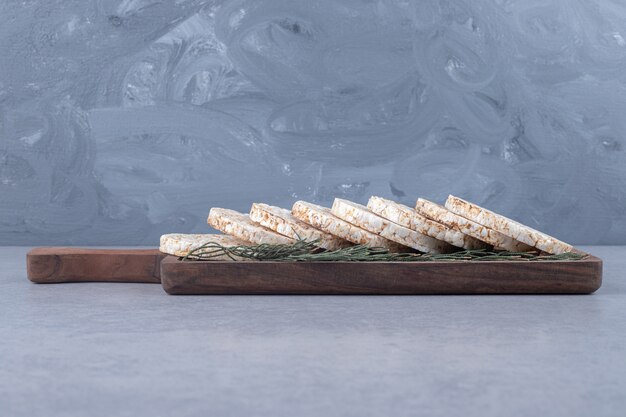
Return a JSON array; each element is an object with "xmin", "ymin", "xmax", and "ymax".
[{"xmin": 1, "ymin": 0, "xmax": 625, "ymax": 245}]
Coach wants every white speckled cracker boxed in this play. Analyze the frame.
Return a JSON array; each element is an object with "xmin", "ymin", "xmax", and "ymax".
[
  {"xmin": 415, "ymin": 198, "xmax": 533, "ymax": 252},
  {"xmin": 291, "ymin": 201, "xmax": 410, "ymax": 252},
  {"xmin": 159, "ymin": 233, "xmax": 249, "ymax": 259},
  {"xmin": 249, "ymin": 203, "xmax": 351, "ymax": 250},
  {"xmin": 367, "ymin": 196, "xmax": 489, "ymax": 250},
  {"xmin": 445, "ymin": 195, "xmax": 574, "ymax": 255},
  {"xmin": 331, "ymin": 199, "xmax": 453, "ymax": 254},
  {"xmin": 207, "ymin": 208, "xmax": 294, "ymax": 245}
]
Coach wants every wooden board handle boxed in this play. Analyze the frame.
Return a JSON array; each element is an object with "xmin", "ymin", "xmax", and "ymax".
[{"xmin": 27, "ymin": 248, "xmax": 165, "ymax": 284}]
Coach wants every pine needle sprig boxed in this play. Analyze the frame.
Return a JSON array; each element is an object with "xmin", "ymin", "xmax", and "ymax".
[
  {"xmin": 181, "ymin": 239, "xmax": 321, "ymax": 261},
  {"xmin": 181, "ymin": 240, "xmax": 586, "ymax": 262}
]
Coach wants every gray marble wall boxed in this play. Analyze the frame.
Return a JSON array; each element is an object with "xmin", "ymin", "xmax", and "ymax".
[{"xmin": 1, "ymin": 0, "xmax": 625, "ymax": 245}]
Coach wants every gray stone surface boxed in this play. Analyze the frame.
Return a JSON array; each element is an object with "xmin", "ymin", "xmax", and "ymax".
[
  {"xmin": 1, "ymin": 246, "xmax": 624, "ymax": 417},
  {"xmin": 2, "ymin": 1, "xmax": 626, "ymax": 246}
]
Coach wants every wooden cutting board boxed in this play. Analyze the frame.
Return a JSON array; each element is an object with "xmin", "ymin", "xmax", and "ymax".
[
  {"xmin": 160, "ymin": 255, "xmax": 602, "ymax": 295},
  {"xmin": 27, "ymin": 248, "xmax": 602, "ymax": 294}
]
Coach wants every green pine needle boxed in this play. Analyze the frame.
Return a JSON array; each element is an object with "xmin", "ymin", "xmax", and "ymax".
[{"xmin": 181, "ymin": 239, "xmax": 586, "ymax": 262}]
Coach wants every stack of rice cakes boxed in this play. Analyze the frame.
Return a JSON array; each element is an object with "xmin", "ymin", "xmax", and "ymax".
[{"xmin": 160, "ymin": 194, "xmax": 575, "ymax": 259}]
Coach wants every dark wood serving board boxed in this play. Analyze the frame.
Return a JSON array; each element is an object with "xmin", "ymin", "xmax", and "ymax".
[
  {"xmin": 160, "ymin": 255, "xmax": 602, "ymax": 295},
  {"xmin": 27, "ymin": 248, "xmax": 602, "ymax": 295}
]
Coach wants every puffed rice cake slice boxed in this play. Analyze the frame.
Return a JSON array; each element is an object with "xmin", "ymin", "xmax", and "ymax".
[
  {"xmin": 160, "ymin": 233, "xmax": 250, "ymax": 259},
  {"xmin": 445, "ymin": 195, "xmax": 574, "ymax": 255},
  {"xmin": 331, "ymin": 198, "xmax": 454, "ymax": 254},
  {"xmin": 415, "ymin": 198, "xmax": 533, "ymax": 252},
  {"xmin": 208, "ymin": 208, "xmax": 294, "ymax": 245},
  {"xmin": 291, "ymin": 201, "xmax": 411, "ymax": 252},
  {"xmin": 367, "ymin": 196, "xmax": 489, "ymax": 250},
  {"xmin": 249, "ymin": 203, "xmax": 351, "ymax": 250}
]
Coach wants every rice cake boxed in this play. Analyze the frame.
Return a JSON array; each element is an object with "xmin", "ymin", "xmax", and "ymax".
[
  {"xmin": 367, "ymin": 196, "xmax": 489, "ymax": 250},
  {"xmin": 208, "ymin": 208, "xmax": 294, "ymax": 245},
  {"xmin": 331, "ymin": 198, "xmax": 453, "ymax": 254},
  {"xmin": 445, "ymin": 195, "xmax": 574, "ymax": 255},
  {"xmin": 160, "ymin": 233, "xmax": 249, "ymax": 259},
  {"xmin": 249, "ymin": 203, "xmax": 351, "ymax": 250},
  {"xmin": 292, "ymin": 201, "xmax": 410, "ymax": 252},
  {"xmin": 415, "ymin": 198, "xmax": 533, "ymax": 252}
]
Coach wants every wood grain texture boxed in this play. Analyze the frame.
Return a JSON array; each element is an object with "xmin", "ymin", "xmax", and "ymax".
[
  {"xmin": 160, "ymin": 255, "xmax": 602, "ymax": 295},
  {"xmin": 27, "ymin": 248, "xmax": 164, "ymax": 283}
]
